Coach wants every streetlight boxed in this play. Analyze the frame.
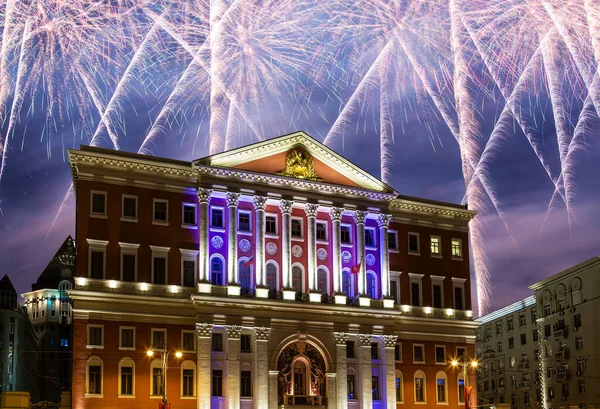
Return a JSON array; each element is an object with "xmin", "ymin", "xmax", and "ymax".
[
  {"xmin": 147, "ymin": 345, "xmax": 183, "ymax": 409},
  {"xmin": 451, "ymin": 355, "xmax": 478, "ymax": 409}
]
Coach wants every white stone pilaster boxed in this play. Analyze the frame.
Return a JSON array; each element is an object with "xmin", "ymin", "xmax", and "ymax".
[
  {"xmin": 197, "ymin": 189, "xmax": 212, "ymax": 292},
  {"xmin": 354, "ymin": 211, "xmax": 367, "ymax": 297},
  {"xmin": 269, "ymin": 370, "xmax": 279, "ymax": 409},
  {"xmin": 254, "ymin": 327, "xmax": 271, "ymax": 409},
  {"xmin": 227, "ymin": 193, "xmax": 241, "ymax": 295},
  {"xmin": 330, "ymin": 207, "xmax": 344, "ymax": 294},
  {"xmin": 383, "ymin": 335, "xmax": 398, "ymax": 409},
  {"xmin": 196, "ymin": 323, "xmax": 213, "ymax": 409},
  {"xmin": 334, "ymin": 332, "xmax": 349, "ymax": 409},
  {"xmin": 304, "ymin": 203, "xmax": 319, "ymax": 295},
  {"xmin": 280, "ymin": 200, "xmax": 294, "ymax": 293},
  {"xmin": 327, "ymin": 373, "xmax": 337, "ymax": 409},
  {"xmin": 358, "ymin": 334, "xmax": 372, "ymax": 409},
  {"xmin": 378, "ymin": 214, "xmax": 392, "ymax": 304},
  {"xmin": 226, "ymin": 325, "xmax": 242, "ymax": 409},
  {"xmin": 253, "ymin": 196, "xmax": 268, "ymax": 297}
]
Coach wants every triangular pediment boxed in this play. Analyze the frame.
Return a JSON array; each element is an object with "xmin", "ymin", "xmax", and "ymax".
[{"xmin": 194, "ymin": 131, "xmax": 395, "ymax": 193}]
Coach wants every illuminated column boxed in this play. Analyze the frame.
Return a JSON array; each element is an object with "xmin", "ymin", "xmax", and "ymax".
[
  {"xmin": 269, "ymin": 370, "xmax": 279, "ymax": 409},
  {"xmin": 197, "ymin": 188, "xmax": 212, "ymax": 293},
  {"xmin": 378, "ymin": 214, "xmax": 393, "ymax": 306},
  {"xmin": 334, "ymin": 332, "xmax": 349, "ymax": 409},
  {"xmin": 227, "ymin": 193, "xmax": 241, "ymax": 295},
  {"xmin": 280, "ymin": 200, "xmax": 294, "ymax": 297},
  {"xmin": 382, "ymin": 335, "xmax": 398, "ymax": 409},
  {"xmin": 354, "ymin": 210, "xmax": 368, "ymax": 299},
  {"xmin": 226, "ymin": 325, "xmax": 242, "ymax": 409},
  {"xmin": 253, "ymin": 327, "xmax": 271, "ymax": 408},
  {"xmin": 253, "ymin": 196, "xmax": 268, "ymax": 298},
  {"xmin": 305, "ymin": 203, "xmax": 320, "ymax": 302},
  {"xmin": 330, "ymin": 207, "xmax": 344, "ymax": 294},
  {"xmin": 358, "ymin": 334, "xmax": 372, "ymax": 409},
  {"xmin": 196, "ymin": 323, "xmax": 213, "ymax": 409},
  {"xmin": 327, "ymin": 373, "xmax": 337, "ymax": 409}
]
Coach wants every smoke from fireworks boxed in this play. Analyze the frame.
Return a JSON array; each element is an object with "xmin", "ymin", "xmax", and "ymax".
[{"xmin": 2, "ymin": 0, "xmax": 598, "ymax": 315}]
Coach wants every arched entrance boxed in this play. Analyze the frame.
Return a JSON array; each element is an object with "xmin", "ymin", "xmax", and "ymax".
[{"xmin": 277, "ymin": 341, "xmax": 327, "ymax": 406}]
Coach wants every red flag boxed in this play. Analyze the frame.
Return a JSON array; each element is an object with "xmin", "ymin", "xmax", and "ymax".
[
  {"xmin": 464, "ymin": 385, "xmax": 473, "ymax": 409},
  {"xmin": 243, "ymin": 256, "xmax": 254, "ymax": 267},
  {"xmin": 351, "ymin": 262, "xmax": 361, "ymax": 274}
]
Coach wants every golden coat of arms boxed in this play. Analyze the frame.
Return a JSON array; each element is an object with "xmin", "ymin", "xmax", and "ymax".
[{"xmin": 277, "ymin": 149, "xmax": 322, "ymax": 181}]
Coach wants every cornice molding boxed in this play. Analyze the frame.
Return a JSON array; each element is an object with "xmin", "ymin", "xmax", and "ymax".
[{"xmin": 390, "ymin": 198, "xmax": 477, "ymax": 221}]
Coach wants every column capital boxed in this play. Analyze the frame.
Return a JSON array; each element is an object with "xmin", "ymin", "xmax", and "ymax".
[
  {"xmin": 253, "ymin": 195, "xmax": 268, "ymax": 210},
  {"xmin": 226, "ymin": 325, "xmax": 242, "ymax": 339},
  {"xmin": 226, "ymin": 192, "xmax": 241, "ymax": 207},
  {"xmin": 353, "ymin": 210, "xmax": 367, "ymax": 224},
  {"xmin": 334, "ymin": 332, "xmax": 349, "ymax": 345},
  {"xmin": 382, "ymin": 334, "xmax": 398, "ymax": 348},
  {"xmin": 196, "ymin": 322, "xmax": 213, "ymax": 338},
  {"xmin": 329, "ymin": 207, "xmax": 344, "ymax": 221},
  {"xmin": 358, "ymin": 334, "xmax": 372, "ymax": 347},
  {"xmin": 196, "ymin": 188, "xmax": 212, "ymax": 204},
  {"xmin": 377, "ymin": 213, "xmax": 392, "ymax": 228},
  {"xmin": 254, "ymin": 326, "xmax": 271, "ymax": 342},
  {"xmin": 304, "ymin": 203, "xmax": 319, "ymax": 218},
  {"xmin": 279, "ymin": 199, "xmax": 294, "ymax": 214}
]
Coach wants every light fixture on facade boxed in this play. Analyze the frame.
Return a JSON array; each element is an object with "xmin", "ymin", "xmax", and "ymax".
[
  {"xmin": 169, "ymin": 285, "xmax": 179, "ymax": 294},
  {"xmin": 108, "ymin": 280, "xmax": 118, "ymax": 289},
  {"xmin": 139, "ymin": 282, "xmax": 149, "ymax": 292},
  {"xmin": 424, "ymin": 307, "xmax": 432, "ymax": 314},
  {"xmin": 76, "ymin": 277, "xmax": 87, "ymax": 286},
  {"xmin": 401, "ymin": 305, "xmax": 411, "ymax": 313},
  {"xmin": 466, "ymin": 310, "xmax": 473, "ymax": 318},
  {"xmin": 446, "ymin": 308, "xmax": 454, "ymax": 316}
]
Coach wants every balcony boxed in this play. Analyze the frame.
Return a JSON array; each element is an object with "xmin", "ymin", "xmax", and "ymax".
[
  {"xmin": 554, "ymin": 349, "xmax": 568, "ymax": 360},
  {"xmin": 553, "ymin": 328, "xmax": 567, "ymax": 339},
  {"xmin": 556, "ymin": 371, "xmax": 569, "ymax": 383}
]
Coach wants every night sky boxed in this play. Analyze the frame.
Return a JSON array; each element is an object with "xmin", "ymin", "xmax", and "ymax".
[{"xmin": 1, "ymin": 1, "xmax": 599, "ymax": 315}]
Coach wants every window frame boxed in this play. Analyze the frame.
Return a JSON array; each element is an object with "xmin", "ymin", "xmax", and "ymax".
[
  {"xmin": 121, "ymin": 194, "xmax": 138, "ymax": 222},
  {"xmin": 388, "ymin": 229, "xmax": 399, "ymax": 252},
  {"xmin": 150, "ymin": 246, "xmax": 170, "ymax": 285},
  {"xmin": 119, "ymin": 326, "xmax": 136, "ymax": 351},
  {"xmin": 366, "ymin": 270, "xmax": 378, "ymax": 299},
  {"xmin": 117, "ymin": 358, "xmax": 135, "ymax": 398},
  {"xmin": 316, "ymin": 266, "xmax": 329, "ymax": 295},
  {"xmin": 395, "ymin": 370, "xmax": 404, "ymax": 403},
  {"xmin": 180, "ymin": 249, "xmax": 199, "ymax": 288},
  {"xmin": 119, "ymin": 242, "xmax": 139, "ymax": 282},
  {"xmin": 451, "ymin": 238, "xmax": 463, "ymax": 260},
  {"xmin": 408, "ymin": 232, "xmax": 421, "ymax": 255},
  {"xmin": 90, "ymin": 190, "xmax": 107, "ymax": 218},
  {"xmin": 238, "ymin": 209, "xmax": 253, "ymax": 234},
  {"xmin": 210, "ymin": 206, "xmax": 225, "ymax": 231},
  {"xmin": 291, "ymin": 263, "xmax": 305, "ymax": 293},
  {"xmin": 315, "ymin": 220, "xmax": 328, "ymax": 243},
  {"xmin": 182, "ymin": 330, "xmax": 196, "ymax": 353},
  {"xmin": 431, "ymin": 275, "xmax": 445, "ymax": 309},
  {"xmin": 210, "ymin": 254, "xmax": 226, "ymax": 287},
  {"xmin": 414, "ymin": 370, "xmax": 426, "ymax": 403},
  {"xmin": 435, "ymin": 371, "xmax": 448, "ymax": 403},
  {"xmin": 87, "ymin": 324, "xmax": 104, "ymax": 349},
  {"xmin": 340, "ymin": 223, "xmax": 353, "ymax": 246},
  {"xmin": 151, "ymin": 328, "xmax": 167, "ymax": 351},
  {"xmin": 241, "ymin": 370, "xmax": 252, "ymax": 397},
  {"xmin": 150, "ymin": 359, "xmax": 164, "ymax": 398},
  {"xmin": 395, "ymin": 342, "xmax": 403, "ymax": 362},
  {"xmin": 452, "ymin": 278, "xmax": 466, "ymax": 310},
  {"xmin": 434, "ymin": 345, "xmax": 446, "ymax": 365},
  {"xmin": 85, "ymin": 356, "xmax": 104, "ymax": 397},
  {"xmin": 409, "ymin": 273, "xmax": 424, "ymax": 307},
  {"xmin": 290, "ymin": 216, "xmax": 303, "ymax": 240},
  {"xmin": 181, "ymin": 360, "xmax": 196, "ymax": 398},
  {"xmin": 413, "ymin": 343, "xmax": 425, "ymax": 364},
  {"xmin": 152, "ymin": 198, "xmax": 169, "ymax": 225},
  {"xmin": 181, "ymin": 202, "xmax": 198, "ymax": 228},
  {"xmin": 265, "ymin": 212, "xmax": 278, "ymax": 237},
  {"xmin": 430, "ymin": 235, "xmax": 442, "ymax": 258},
  {"xmin": 87, "ymin": 239, "xmax": 108, "ymax": 279},
  {"xmin": 364, "ymin": 226, "xmax": 377, "ymax": 250},
  {"xmin": 390, "ymin": 273, "xmax": 401, "ymax": 305}
]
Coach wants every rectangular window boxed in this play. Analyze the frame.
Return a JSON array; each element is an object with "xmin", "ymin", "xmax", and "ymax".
[
  {"xmin": 152, "ymin": 329, "xmax": 166, "ymax": 350},
  {"xmin": 388, "ymin": 231, "xmax": 398, "ymax": 250},
  {"xmin": 458, "ymin": 379, "xmax": 465, "ymax": 403},
  {"xmin": 153, "ymin": 257, "xmax": 166, "ymax": 285},
  {"xmin": 122, "ymin": 253, "xmax": 136, "ymax": 282},
  {"xmin": 497, "ymin": 342, "xmax": 503, "ymax": 352},
  {"xmin": 120, "ymin": 367, "xmax": 133, "ymax": 395},
  {"xmin": 365, "ymin": 228, "xmax": 375, "ymax": 247},
  {"xmin": 347, "ymin": 375, "xmax": 356, "ymax": 400},
  {"xmin": 152, "ymin": 368, "xmax": 163, "ymax": 396},
  {"xmin": 241, "ymin": 371, "xmax": 252, "ymax": 397},
  {"xmin": 212, "ymin": 333, "xmax": 223, "ymax": 352},
  {"xmin": 88, "ymin": 366, "xmax": 102, "ymax": 394},
  {"xmin": 395, "ymin": 343, "xmax": 402, "ymax": 361},
  {"xmin": 371, "ymin": 343, "xmax": 378, "ymax": 360},
  {"xmin": 519, "ymin": 314, "xmax": 526, "ymax": 326},
  {"xmin": 91, "ymin": 192, "xmax": 106, "ymax": 215},
  {"xmin": 390, "ymin": 280, "xmax": 399, "ymax": 304},
  {"xmin": 346, "ymin": 341, "xmax": 355, "ymax": 359},
  {"xmin": 435, "ymin": 346, "xmax": 445, "ymax": 364},
  {"xmin": 454, "ymin": 286, "xmax": 464, "ymax": 310},
  {"xmin": 122, "ymin": 195, "xmax": 137, "ymax": 219},
  {"xmin": 430, "ymin": 236, "xmax": 441, "ymax": 256},
  {"xmin": 408, "ymin": 233, "xmax": 420, "ymax": 254},
  {"xmin": 574, "ymin": 313, "xmax": 582, "ymax": 328},
  {"xmin": 153, "ymin": 200, "xmax": 168, "ymax": 222},
  {"xmin": 60, "ymin": 339, "xmax": 68, "ymax": 347},
  {"xmin": 291, "ymin": 218, "xmax": 302, "ymax": 238},
  {"xmin": 265, "ymin": 216, "xmax": 277, "ymax": 235},
  {"xmin": 182, "ymin": 332, "xmax": 195, "ymax": 352},
  {"xmin": 437, "ymin": 378, "xmax": 446, "ymax": 402},
  {"xmin": 531, "ymin": 308, "xmax": 537, "ymax": 322},
  {"xmin": 241, "ymin": 334, "xmax": 251, "ymax": 353},
  {"xmin": 212, "ymin": 370, "xmax": 223, "ymax": 396},
  {"xmin": 372, "ymin": 376, "xmax": 380, "ymax": 400},
  {"xmin": 578, "ymin": 380, "xmax": 586, "ymax": 395},
  {"xmin": 576, "ymin": 336, "xmax": 583, "ymax": 350},
  {"xmin": 211, "ymin": 207, "xmax": 224, "ymax": 228},
  {"xmin": 411, "ymin": 282, "xmax": 421, "ymax": 306},
  {"xmin": 533, "ymin": 329, "xmax": 539, "ymax": 342},
  {"xmin": 183, "ymin": 204, "xmax": 197, "ymax": 225},
  {"xmin": 507, "ymin": 316, "xmax": 514, "ymax": 330},
  {"xmin": 451, "ymin": 238, "xmax": 462, "ymax": 258},
  {"xmin": 341, "ymin": 225, "xmax": 352, "ymax": 244},
  {"xmin": 413, "ymin": 344, "xmax": 424, "ymax": 363},
  {"xmin": 239, "ymin": 211, "xmax": 251, "ymax": 232},
  {"xmin": 415, "ymin": 376, "xmax": 425, "ymax": 402},
  {"xmin": 457, "ymin": 347, "xmax": 466, "ymax": 358},
  {"xmin": 509, "ymin": 337, "xmax": 514, "ymax": 349},
  {"xmin": 316, "ymin": 222, "xmax": 327, "ymax": 241},
  {"xmin": 183, "ymin": 260, "xmax": 195, "ymax": 287},
  {"xmin": 433, "ymin": 285, "xmax": 442, "ymax": 308},
  {"xmin": 88, "ymin": 326, "xmax": 103, "ymax": 347},
  {"xmin": 120, "ymin": 328, "xmax": 134, "ymax": 349},
  {"xmin": 183, "ymin": 369, "xmax": 194, "ymax": 397},
  {"xmin": 544, "ymin": 324, "xmax": 551, "ymax": 337},
  {"xmin": 90, "ymin": 251, "xmax": 104, "ymax": 279},
  {"xmin": 521, "ymin": 333, "xmax": 527, "ymax": 345}
]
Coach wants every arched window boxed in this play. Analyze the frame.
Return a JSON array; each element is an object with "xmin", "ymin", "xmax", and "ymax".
[
  {"xmin": 347, "ymin": 367, "xmax": 356, "ymax": 400},
  {"xmin": 238, "ymin": 259, "xmax": 252, "ymax": 291},
  {"xmin": 342, "ymin": 269, "xmax": 353, "ymax": 298},
  {"xmin": 555, "ymin": 284, "xmax": 566, "ymax": 311},
  {"xmin": 366, "ymin": 271, "xmax": 377, "ymax": 299},
  {"xmin": 414, "ymin": 370, "xmax": 426, "ymax": 403},
  {"xmin": 86, "ymin": 356, "xmax": 103, "ymax": 396},
  {"xmin": 570, "ymin": 278, "xmax": 582, "ymax": 306},
  {"xmin": 436, "ymin": 371, "xmax": 447, "ymax": 403},
  {"xmin": 181, "ymin": 360, "xmax": 196, "ymax": 397},
  {"xmin": 118, "ymin": 358, "xmax": 135, "ymax": 397},
  {"xmin": 266, "ymin": 262, "xmax": 278, "ymax": 291},
  {"xmin": 150, "ymin": 359, "xmax": 164, "ymax": 397},
  {"xmin": 241, "ymin": 363, "xmax": 252, "ymax": 398},
  {"xmin": 458, "ymin": 373, "xmax": 465, "ymax": 403},
  {"xmin": 292, "ymin": 265, "xmax": 304, "ymax": 293},
  {"xmin": 395, "ymin": 370, "xmax": 404, "ymax": 402},
  {"xmin": 210, "ymin": 256, "xmax": 224, "ymax": 286},
  {"xmin": 317, "ymin": 267, "xmax": 328, "ymax": 295}
]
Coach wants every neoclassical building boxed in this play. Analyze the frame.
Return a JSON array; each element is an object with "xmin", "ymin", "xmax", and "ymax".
[{"xmin": 68, "ymin": 132, "xmax": 478, "ymax": 409}]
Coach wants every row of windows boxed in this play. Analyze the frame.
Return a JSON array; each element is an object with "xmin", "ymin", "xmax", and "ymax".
[{"xmin": 346, "ymin": 341, "xmax": 466, "ymax": 365}]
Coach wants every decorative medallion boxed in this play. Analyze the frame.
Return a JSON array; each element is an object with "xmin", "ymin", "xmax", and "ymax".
[
  {"xmin": 292, "ymin": 245, "xmax": 303, "ymax": 258},
  {"xmin": 211, "ymin": 236, "xmax": 224, "ymax": 249},
  {"xmin": 366, "ymin": 254, "xmax": 376, "ymax": 266},
  {"xmin": 317, "ymin": 248, "xmax": 327, "ymax": 261},
  {"xmin": 239, "ymin": 239, "xmax": 251, "ymax": 252},
  {"xmin": 266, "ymin": 242, "xmax": 277, "ymax": 255},
  {"xmin": 277, "ymin": 149, "xmax": 322, "ymax": 181},
  {"xmin": 341, "ymin": 251, "xmax": 352, "ymax": 264}
]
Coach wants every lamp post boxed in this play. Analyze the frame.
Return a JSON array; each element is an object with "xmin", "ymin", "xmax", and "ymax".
[
  {"xmin": 147, "ymin": 346, "xmax": 183, "ymax": 409},
  {"xmin": 451, "ymin": 355, "xmax": 478, "ymax": 409}
]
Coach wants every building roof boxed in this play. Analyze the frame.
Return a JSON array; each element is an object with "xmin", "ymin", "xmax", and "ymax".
[
  {"xmin": 31, "ymin": 236, "xmax": 75, "ymax": 291},
  {"xmin": 0, "ymin": 274, "xmax": 18, "ymax": 310},
  {"xmin": 475, "ymin": 295, "xmax": 536, "ymax": 325},
  {"xmin": 529, "ymin": 254, "xmax": 600, "ymax": 291}
]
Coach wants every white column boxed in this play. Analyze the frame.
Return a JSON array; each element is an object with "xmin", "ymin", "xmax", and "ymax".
[
  {"xmin": 269, "ymin": 370, "xmax": 279, "ymax": 409},
  {"xmin": 227, "ymin": 193, "xmax": 241, "ymax": 295},
  {"xmin": 327, "ymin": 373, "xmax": 337, "ymax": 409},
  {"xmin": 334, "ymin": 332, "xmax": 349, "ymax": 409},
  {"xmin": 253, "ymin": 327, "xmax": 271, "ymax": 409},
  {"xmin": 383, "ymin": 335, "xmax": 398, "ymax": 409},
  {"xmin": 226, "ymin": 325, "xmax": 242, "ymax": 409},
  {"xmin": 253, "ymin": 196, "xmax": 268, "ymax": 298},
  {"xmin": 305, "ymin": 203, "xmax": 320, "ymax": 302},
  {"xmin": 196, "ymin": 323, "xmax": 213, "ymax": 409},
  {"xmin": 197, "ymin": 188, "xmax": 212, "ymax": 293},
  {"xmin": 330, "ymin": 207, "xmax": 344, "ymax": 293},
  {"xmin": 358, "ymin": 334, "xmax": 372, "ymax": 409},
  {"xmin": 354, "ymin": 211, "xmax": 368, "ymax": 304},
  {"xmin": 378, "ymin": 214, "xmax": 393, "ymax": 307},
  {"xmin": 280, "ymin": 200, "xmax": 295, "ymax": 300}
]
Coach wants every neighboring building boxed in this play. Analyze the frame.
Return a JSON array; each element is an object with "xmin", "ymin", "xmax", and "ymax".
[
  {"xmin": 531, "ymin": 255, "xmax": 600, "ymax": 409},
  {"xmin": 21, "ymin": 236, "xmax": 75, "ymax": 402},
  {"xmin": 475, "ymin": 296, "xmax": 541, "ymax": 408},
  {"xmin": 67, "ymin": 131, "xmax": 478, "ymax": 409},
  {"xmin": 0, "ymin": 275, "xmax": 40, "ymax": 401}
]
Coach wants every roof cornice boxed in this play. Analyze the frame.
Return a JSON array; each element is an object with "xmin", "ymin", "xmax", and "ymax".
[
  {"xmin": 529, "ymin": 255, "xmax": 600, "ymax": 291},
  {"xmin": 390, "ymin": 197, "xmax": 477, "ymax": 221}
]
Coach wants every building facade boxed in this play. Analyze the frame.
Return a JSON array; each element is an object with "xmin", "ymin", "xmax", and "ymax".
[
  {"xmin": 68, "ymin": 132, "xmax": 478, "ymax": 409},
  {"xmin": 21, "ymin": 236, "xmax": 75, "ymax": 402}
]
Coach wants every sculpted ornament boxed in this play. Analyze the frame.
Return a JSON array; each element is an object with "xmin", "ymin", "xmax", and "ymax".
[
  {"xmin": 196, "ymin": 188, "xmax": 212, "ymax": 204},
  {"xmin": 317, "ymin": 248, "xmax": 327, "ymax": 261},
  {"xmin": 329, "ymin": 207, "xmax": 344, "ymax": 221},
  {"xmin": 196, "ymin": 322, "xmax": 213, "ymax": 338},
  {"xmin": 334, "ymin": 332, "xmax": 349, "ymax": 345},
  {"xmin": 366, "ymin": 254, "xmax": 376, "ymax": 267},
  {"xmin": 377, "ymin": 213, "xmax": 392, "ymax": 228},
  {"xmin": 266, "ymin": 242, "xmax": 277, "ymax": 255},
  {"xmin": 358, "ymin": 334, "xmax": 373, "ymax": 347},
  {"xmin": 239, "ymin": 239, "xmax": 251, "ymax": 252},
  {"xmin": 342, "ymin": 251, "xmax": 352, "ymax": 264},
  {"xmin": 382, "ymin": 334, "xmax": 398, "ymax": 348},
  {"xmin": 279, "ymin": 200, "xmax": 294, "ymax": 214},
  {"xmin": 226, "ymin": 192, "xmax": 240, "ymax": 207},
  {"xmin": 254, "ymin": 327, "xmax": 271, "ymax": 341},
  {"xmin": 354, "ymin": 210, "xmax": 367, "ymax": 224},
  {"xmin": 292, "ymin": 245, "xmax": 303, "ymax": 258},
  {"xmin": 211, "ymin": 236, "xmax": 224, "ymax": 249},
  {"xmin": 304, "ymin": 203, "xmax": 319, "ymax": 218},
  {"xmin": 277, "ymin": 149, "xmax": 322, "ymax": 181},
  {"xmin": 253, "ymin": 195, "xmax": 267, "ymax": 210},
  {"xmin": 226, "ymin": 325, "xmax": 242, "ymax": 339}
]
